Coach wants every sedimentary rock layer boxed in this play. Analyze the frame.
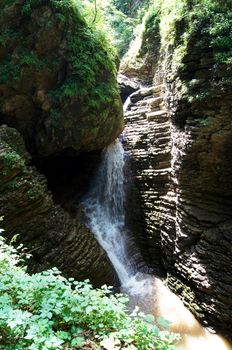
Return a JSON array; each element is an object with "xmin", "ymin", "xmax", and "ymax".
[
  {"xmin": 123, "ymin": 75, "xmax": 232, "ymax": 337},
  {"xmin": 123, "ymin": 84, "xmax": 171, "ymax": 261},
  {"xmin": 0, "ymin": 126, "xmax": 115, "ymax": 287}
]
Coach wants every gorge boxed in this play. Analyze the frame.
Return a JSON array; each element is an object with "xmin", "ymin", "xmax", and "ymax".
[{"xmin": 0, "ymin": 0, "xmax": 232, "ymax": 349}]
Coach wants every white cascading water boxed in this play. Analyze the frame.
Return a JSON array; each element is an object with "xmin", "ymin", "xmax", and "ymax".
[
  {"xmin": 83, "ymin": 137, "xmax": 153, "ymax": 301},
  {"xmin": 84, "ymin": 139, "xmax": 131, "ymax": 284}
]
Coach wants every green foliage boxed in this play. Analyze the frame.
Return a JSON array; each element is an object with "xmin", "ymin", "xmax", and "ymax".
[
  {"xmin": 2, "ymin": 151, "xmax": 25, "ymax": 170},
  {"xmin": 0, "ymin": 0, "xmax": 123, "ymax": 148},
  {"xmin": 20, "ymin": 51, "xmax": 48, "ymax": 69},
  {"xmin": 0, "ymin": 55, "xmax": 21, "ymax": 84},
  {"xmin": 111, "ymin": 0, "xmax": 150, "ymax": 17},
  {"xmin": 21, "ymin": 0, "xmax": 81, "ymax": 16},
  {"xmin": 0, "ymin": 235, "xmax": 180, "ymax": 350},
  {"xmin": 106, "ymin": 0, "xmax": 151, "ymax": 57},
  {"xmin": 159, "ymin": 0, "xmax": 232, "ymax": 65},
  {"xmin": 105, "ymin": 4, "xmax": 138, "ymax": 57},
  {"xmin": 49, "ymin": 32, "xmax": 118, "ymax": 111},
  {"xmin": 0, "ymin": 48, "xmax": 47, "ymax": 84},
  {"xmin": 0, "ymin": 0, "xmax": 15, "ymax": 7},
  {"xmin": 29, "ymin": 0, "xmax": 120, "ymax": 113},
  {"xmin": 138, "ymin": 3, "xmax": 161, "ymax": 58},
  {"xmin": 132, "ymin": 0, "xmax": 231, "ymax": 101},
  {"xmin": 77, "ymin": 0, "xmax": 150, "ymax": 58},
  {"xmin": 0, "ymin": 29, "xmax": 20, "ymax": 47},
  {"xmin": 2, "ymin": 180, "xmax": 20, "ymax": 192},
  {"xmin": 76, "ymin": 0, "xmax": 118, "ymax": 60}
]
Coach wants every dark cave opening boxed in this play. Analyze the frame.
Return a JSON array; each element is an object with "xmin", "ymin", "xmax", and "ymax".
[{"xmin": 34, "ymin": 150, "xmax": 102, "ymax": 213}]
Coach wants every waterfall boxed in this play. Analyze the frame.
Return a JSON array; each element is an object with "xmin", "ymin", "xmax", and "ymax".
[
  {"xmin": 82, "ymin": 124, "xmax": 232, "ymax": 350},
  {"xmin": 82, "ymin": 95, "xmax": 232, "ymax": 350},
  {"xmin": 83, "ymin": 138, "xmax": 153, "ymax": 300},
  {"xmin": 84, "ymin": 139, "xmax": 131, "ymax": 284}
]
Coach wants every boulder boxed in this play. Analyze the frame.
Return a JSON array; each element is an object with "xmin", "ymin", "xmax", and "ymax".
[{"xmin": 0, "ymin": 0, "xmax": 124, "ymax": 159}]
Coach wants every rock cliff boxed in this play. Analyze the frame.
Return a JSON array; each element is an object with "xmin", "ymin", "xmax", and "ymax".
[
  {"xmin": 121, "ymin": 0, "xmax": 232, "ymax": 338},
  {"xmin": 0, "ymin": 0, "xmax": 123, "ymax": 158},
  {"xmin": 0, "ymin": 126, "xmax": 115, "ymax": 286},
  {"xmin": 0, "ymin": 0, "xmax": 123, "ymax": 286}
]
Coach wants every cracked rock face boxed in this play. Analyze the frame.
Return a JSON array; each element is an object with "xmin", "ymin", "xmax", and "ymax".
[
  {"xmin": 0, "ymin": 126, "xmax": 116, "ymax": 287},
  {"xmin": 120, "ymin": 0, "xmax": 232, "ymax": 336},
  {"xmin": 163, "ymin": 74, "xmax": 232, "ymax": 337},
  {"xmin": 123, "ymin": 71, "xmax": 232, "ymax": 337}
]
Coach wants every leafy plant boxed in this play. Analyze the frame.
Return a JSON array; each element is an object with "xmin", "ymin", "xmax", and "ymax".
[
  {"xmin": 2, "ymin": 151, "xmax": 25, "ymax": 170},
  {"xmin": 19, "ymin": 51, "xmax": 48, "ymax": 69},
  {"xmin": 0, "ymin": 55, "xmax": 21, "ymax": 84},
  {"xmin": 0, "ymin": 29, "xmax": 20, "ymax": 47},
  {"xmin": 0, "ymin": 234, "xmax": 180, "ymax": 350}
]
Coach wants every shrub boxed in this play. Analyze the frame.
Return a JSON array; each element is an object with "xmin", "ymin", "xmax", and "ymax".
[{"xmin": 0, "ymin": 233, "xmax": 180, "ymax": 350}]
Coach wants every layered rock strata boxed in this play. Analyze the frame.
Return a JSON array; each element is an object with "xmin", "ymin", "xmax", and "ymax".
[
  {"xmin": 123, "ymin": 84, "xmax": 171, "ymax": 263},
  {"xmin": 123, "ymin": 77, "xmax": 232, "ymax": 337},
  {"xmin": 164, "ymin": 76, "xmax": 232, "ymax": 337},
  {"xmin": 0, "ymin": 0, "xmax": 124, "ymax": 287},
  {"xmin": 120, "ymin": 0, "xmax": 232, "ymax": 338},
  {"xmin": 0, "ymin": 126, "xmax": 115, "ymax": 287}
]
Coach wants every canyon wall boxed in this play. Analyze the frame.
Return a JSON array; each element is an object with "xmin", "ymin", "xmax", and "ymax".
[
  {"xmin": 121, "ymin": 0, "xmax": 232, "ymax": 338},
  {"xmin": 0, "ymin": 0, "xmax": 123, "ymax": 286}
]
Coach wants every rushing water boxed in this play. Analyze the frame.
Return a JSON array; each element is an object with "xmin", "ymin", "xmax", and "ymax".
[
  {"xmin": 83, "ymin": 139, "xmax": 153, "ymax": 300},
  {"xmin": 84, "ymin": 139, "xmax": 130, "ymax": 284},
  {"xmin": 83, "ymin": 137, "xmax": 232, "ymax": 350}
]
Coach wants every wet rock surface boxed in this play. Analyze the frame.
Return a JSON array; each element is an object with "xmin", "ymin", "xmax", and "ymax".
[
  {"xmin": 123, "ymin": 84, "xmax": 171, "ymax": 265},
  {"xmin": 123, "ymin": 63, "xmax": 232, "ymax": 337},
  {"xmin": 117, "ymin": 73, "xmax": 140, "ymax": 102},
  {"xmin": 0, "ymin": 126, "xmax": 116, "ymax": 287}
]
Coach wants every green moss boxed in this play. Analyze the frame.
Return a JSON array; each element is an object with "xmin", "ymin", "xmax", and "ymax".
[
  {"xmin": 0, "ymin": 0, "xmax": 15, "ymax": 7},
  {"xmin": 48, "ymin": 19, "xmax": 119, "ymax": 115},
  {"xmin": 21, "ymin": 0, "xmax": 84, "ymax": 20},
  {"xmin": 2, "ymin": 180, "xmax": 20, "ymax": 192},
  {"xmin": 0, "ymin": 49, "xmax": 48, "ymax": 84},
  {"xmin": 160, "ymin": 0, "xmax": 232, "ymax": 67},
  {"xmin": 3, "ymin": 151, "xmax": 25, "ymax": 170},
  {"xmin": 138, "ymin": 4, "xmax": 161, "ymax": 58},
  {"xmin": 26, "ymin": 181, "xmax": 45, "ymax": 200},
  {"xmin": 0, "ymin": 29, "xmax": 20, "ymax": 47},
  {"xmin": 2, "ymin": 0, "xmax": 119, "ymax": 107},
  {"xmin": 0, "ymin": 55, "xmax": 21, "ymax": 84},
  {"xmin": 54, "ymin": 12, "xmax": 66, "ymax": 22},
  {"xmin": 19, "ymin": 51, "xmax": 48, "ymax": 69},
  {"xmin": 0, "ymin": 0, "xmax": 123, "ymax": 156}
]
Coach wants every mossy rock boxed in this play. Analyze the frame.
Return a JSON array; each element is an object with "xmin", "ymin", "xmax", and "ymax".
[{"xmin": 0, "ymin": 0, "xmax": 124, "ymax": 158}]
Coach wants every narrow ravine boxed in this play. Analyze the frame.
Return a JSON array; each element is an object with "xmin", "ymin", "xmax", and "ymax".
[
  {"xmin": 83, "ymin": 136, "xmax": 232, "ymax": 350},
  {"xmin": 83, "ymin": 105, "xmax": 232, "ymax": 349}
]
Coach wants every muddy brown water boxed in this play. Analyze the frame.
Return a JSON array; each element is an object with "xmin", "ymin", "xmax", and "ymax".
[{"xmin": 152, "ymin": 278, "xmax": 232, "ymax": 350}]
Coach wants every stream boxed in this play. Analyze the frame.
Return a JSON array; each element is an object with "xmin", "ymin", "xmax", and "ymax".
[{"xmin": 83, "ymin": 137, "xmax": 232, "ymax": 349}]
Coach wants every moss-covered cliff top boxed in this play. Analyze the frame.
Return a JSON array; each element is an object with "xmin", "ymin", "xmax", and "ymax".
[
  {"xmin": 121, "ymin": 0, "xmax": 232, "ymax": 86},
  {"xmin": 0, "ymin": 0, "xmax": 124, "ymax": 158}
]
